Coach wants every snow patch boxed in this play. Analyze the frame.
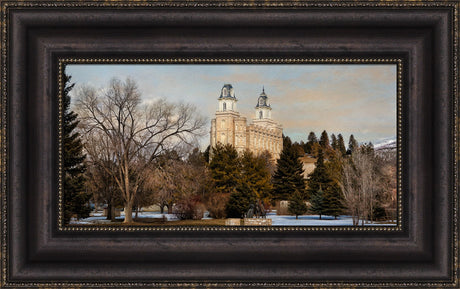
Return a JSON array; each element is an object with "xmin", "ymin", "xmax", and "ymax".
[{"xmin": 70, "ymin": 211, "xmax": 395, "ymax": 226}]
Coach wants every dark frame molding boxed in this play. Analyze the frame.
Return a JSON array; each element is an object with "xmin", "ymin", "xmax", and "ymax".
[{"xmin": 1, "ymin": 1, "xmax": 458, "ymax": 288}]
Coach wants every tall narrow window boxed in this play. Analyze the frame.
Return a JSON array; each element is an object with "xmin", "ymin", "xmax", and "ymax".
[
  {"xmin": 223, "ymin": 103, "xmax": 227, "ymax": 111},
  {"xmin": 259, "ymin": 111, "xmax": 263, "ymax": 119}
]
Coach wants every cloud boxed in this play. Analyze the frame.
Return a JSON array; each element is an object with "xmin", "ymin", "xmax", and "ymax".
[{"xmin": 67, "ymin": 64, "xmax": 397, "ymax": 148}]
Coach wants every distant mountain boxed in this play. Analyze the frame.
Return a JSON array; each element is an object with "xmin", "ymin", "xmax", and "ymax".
[{"xmin": 374, "ymin": 137, "xmax": 397, "ymax": 151}]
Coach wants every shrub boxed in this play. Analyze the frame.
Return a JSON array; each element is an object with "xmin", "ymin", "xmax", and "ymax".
[
  {"xmin": 372, "ymin": 205, "xmax": 387, "ymax": 221},
  {"xmin": 206, "ymin": 192, "xmax": 230, "ymax": 219},
  {"xmin": 174, "ymin": 195, "xmax": 205, "ymax": 220}
]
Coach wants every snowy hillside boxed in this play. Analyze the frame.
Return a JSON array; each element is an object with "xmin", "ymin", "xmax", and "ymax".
[{"xmin": 374, "ymin": 137, "xmax": 397, "ymax": 150}]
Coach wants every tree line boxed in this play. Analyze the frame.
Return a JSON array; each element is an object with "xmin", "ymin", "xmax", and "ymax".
[
  {"xmin": 281, "ymin": 130, "xmax": 396, "ymax": 224},
  {"xmin": 63, "ymin": 75, "xmax": 396, "ymax": 225}
]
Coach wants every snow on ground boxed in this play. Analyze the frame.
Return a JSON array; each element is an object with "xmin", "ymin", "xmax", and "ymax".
[
  {"xmin": 70, "ymin": 211, "xmax": 395, "ymax": 226},
  {"xmin": 266, "ymin": 212, "xmax": 395, "ymax": 226},
  {"xmin": 69, "ymin": 211, "xmax": 179, "ymax": 224}
]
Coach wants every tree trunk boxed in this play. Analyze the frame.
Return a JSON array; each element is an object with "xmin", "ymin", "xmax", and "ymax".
[
  {"xmin": 106, "ymin": 203, "xmax": 112, "ymax": 220},
  {"xmin": 110, "ymin": 207, "xmax": 116, "ymax": 222},
  {"xmin": 160, "ymin": 205, "xmax": 164, "ymax": 214},
  {"xmin": 122, "ymin": 163, "xmax": 133, "ymax": 223},
  {"xmin": 135, "ymin": 206, "xmax": 139, "ymax": 219},
  {"xmin": 296, "ymin": 215, "xmax": 298, "ymax": 220},
  {"xmin": 109, "ymin": 197, "xmax": 116, "ymax": 222},
  {"xmin": 354, "ymin": 210, "xmax": 360, "ymax": 226},
  {"xmin": 167, "ymin": 204, "xmax": 173, "ymax": 214},
  {"xmin": 319, "ymin": 214, "xmax": 322, "ymax": 220},
  {"xmin": 124, "ymin": 200, "xmax": 134, "ymax": 223}
]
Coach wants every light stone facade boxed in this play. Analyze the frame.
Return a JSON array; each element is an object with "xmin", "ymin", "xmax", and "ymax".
[{"xmin": 210, "ymin": 84, "xmax": 283, "ymax": 160}]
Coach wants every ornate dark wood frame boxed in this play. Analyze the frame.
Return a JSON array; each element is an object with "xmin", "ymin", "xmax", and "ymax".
[{"xmin": 1, "ymin": 1, "xmax": 458, "ymax": 288}]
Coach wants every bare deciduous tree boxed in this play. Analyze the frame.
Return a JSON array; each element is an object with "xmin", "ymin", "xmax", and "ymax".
[
  {"xmin": 375, "ymin": 148, "xmax": 397, "ymax": 220},
  {"xmin": 341, "ymin": 161, "xmax": 360, "ymax": 225},
  {"xmin": 144, "ymin": 159, "xmax": 180, "ymax": 214},
  {"xmin": 340, "ymin": 147, "xmax": 381, "ymax": 226},
  {"xmin": 143, "ymin": 156, "xmax": 204, "ymax": 217},
  {"xmin": 75, "ymin": 78, "xmax": 206, "ymax": 223}
]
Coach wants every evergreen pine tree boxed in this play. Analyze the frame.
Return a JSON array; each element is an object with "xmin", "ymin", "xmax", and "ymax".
[
  {"xmin": 272, "ymin": 136, "xmax": 306, "ymax": 201},
  {"xmin": 239, "ymin": 150, "xmax": 272, "ymax": 201},
  {"xmin": 203, "ymin": 145, "xmax": 211, "ymax": 163},
  {"xmin": 307, "ymin": 131, "xmax": 318, "ymax": 143},
  {"xmin": 288, "ymin": 190, "xmax": 308, "ymax": 219},
  {"xmin": 306, "ymin": 148, "xmax": 329, "ymax": 199},
  {"xmin": 348, "ymin": 134, "xmax": 359, "ymax": 154},
  {"xmin": 322, "ymin": 182, "xmax": 345, "ymax": 219},
  {"xmin": 63, "ymin": 72, "xmax": 91, "ymax": 224},
  {"xmin": 337, "ymin": 134, "xmax": 347, "ymax": 156},
  {"xmin": 225, "ymin": 181, "xmax": 257, "ymax": 218},
  {"xmin": 319, "ymin": 130, "xmax": 330, "ymax": 149},
  {"xmin": 307, "ymin": 148, "xmax": 346, "ymax": 219},
  {"xmin": 365, "ymin": 142, "xmax": 375, "ymax": 155},
  {"xmin": 309, "ymin": 185, "xmax": 325, "ymax": 219},
  {"xmin": 209, "ymin": 143, "xmax": 240, "ymax": 193},
  {"xmin": 330, "ymin": 133, "xmax": 338, "ymax": 150},
  {"xmin": 304, "ymin": 131, "xmax": 318, "ymax": 154}
]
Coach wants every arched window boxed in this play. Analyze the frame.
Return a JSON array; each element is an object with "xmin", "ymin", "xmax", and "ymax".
[
  {"xmin": 259, "ymin": 111, "xmax": 263, "ymax": 119},
  {"xmin": 221, "ymin": 119, "xmax": 225, "ymax": 129},
  {"xmin": 223, "ymin": 102, "xmax": 226, "ymax": 111}
]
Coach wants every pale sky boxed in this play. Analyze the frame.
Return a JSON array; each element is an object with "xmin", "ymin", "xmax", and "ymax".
[{"xmin": 67, "ymin": 64, "xmax": 397, "ymax": 150}]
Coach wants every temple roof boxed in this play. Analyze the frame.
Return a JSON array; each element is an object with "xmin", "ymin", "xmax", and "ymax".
[
  {"xmin": 255, "ymin": 87, "xmax": 271, "ymax": 108},
  {"xmin": 219, "ymin": 84, "xmax": 237, "ymax": 100}
]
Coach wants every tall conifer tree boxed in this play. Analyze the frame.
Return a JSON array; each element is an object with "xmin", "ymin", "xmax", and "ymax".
[
  {"xmin": 288, "ymin": 189, "xmax": 308, "ymax": 219},
  {"xmin": 319, "ymin": 130, "xmax": 330, "ymax": 149},
  {"xmin": 337, "ymin": 134, "xmax": 347, "ymax": 156},
  {"xmin": 308, "ymin": 148, "xmax": 345, "ymax": 219},
  {"xmin": 307, "ymin": 131, "xmax": 318, "ymax": 143},
  {"xmin": 272, "ymin": 136, "xmax": 306, "ymax": 200},
  {"xmin": 348, "ymin": 134, "xmax": 359, "ymax": 154},
  {"xmin": 330, "ymin": 133, "xmax": 338, "ymax": 150},
  {"xmin": 63, "ymin": 72, "xmax": 91, "ymax": 224},
  {"xmin": 239, "ymin": 150, "xmax": 272, "ymax": 201},
  {"xmin": 322, "ymin": 182, "xmax": 345, "ymax": 219},
  {"xmin": 309, "ymin": 186, "xmax": 325, "ymax": 219},
  {"xmin": 305, "ymin": 131, "xmax": 318, "ymax": 154},
  {"xmin": 306, "ymin": 148, "xmax": 329, "ymax": 199},
  {"xmin": 209, "ymin": 143, "xmax": 240, "ymax": 193}
]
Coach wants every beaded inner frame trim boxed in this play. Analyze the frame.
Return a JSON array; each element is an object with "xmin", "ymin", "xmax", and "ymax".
[
  {"xmin": 1, "ymin": 1, "xmax": 458, "ymax": 288},
  {"xmin": 58, "ymin": 57, "xmax": 403, "ymax": 232}
]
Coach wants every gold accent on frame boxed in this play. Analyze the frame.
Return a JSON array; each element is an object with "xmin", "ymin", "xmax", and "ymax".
[{"xmin": 1, "ymin": 1, "xmax": 458, "ymax": 288}]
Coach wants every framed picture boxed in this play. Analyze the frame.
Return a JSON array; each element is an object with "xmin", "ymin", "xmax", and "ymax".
[{"xmin": 1, "ymin": 0, "xmax": 458, "ymax": 288}]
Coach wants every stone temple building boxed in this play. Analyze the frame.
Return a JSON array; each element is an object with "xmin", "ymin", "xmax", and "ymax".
[{"xmin": 210, "ymin": 84, "xmax": 283, "ymax": 160}]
